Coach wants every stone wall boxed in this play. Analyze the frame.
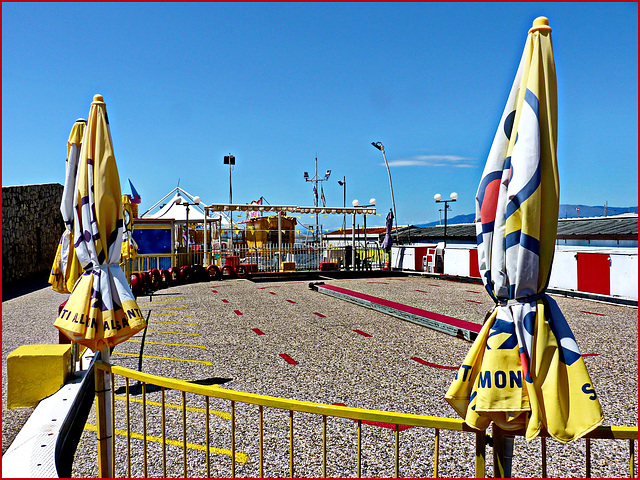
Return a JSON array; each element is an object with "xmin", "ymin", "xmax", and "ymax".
[{"xmin": 2, "ymin": 184, "xmax": 65, "ymax": 286}]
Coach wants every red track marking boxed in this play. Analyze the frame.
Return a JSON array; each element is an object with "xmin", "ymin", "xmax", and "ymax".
[
  {"xmin": 428, "ymin": 284, "xmax": 440, "ymax": 287},
  {"xmin": 280, "ymin": 354, "xmax": 298, "ymax": 365},
  {"xmin": 211, "ymin": 290, "xmax": 217, "ymax": 293},
  {"xmin": 269, "ymin": 291, "xmax": 277, "ymax": 295},
  {"xmin": 415, "ymin": 289, "xmax": 429, "ymax": 293},
  {"xmin": 286, "ymin": 299, "xmax": 296, "ymax": 304},
  {"xmin": 466, "ymin": 300, "xmax": 483, "ymax": 304},
  {"xmin": 368, "ymin": 281, "xmax": 389, "ymax": 284},
  {"xmin": 582, "ymin": 353, "xmax": 599, "ymax": 357},
  {"xmin": 332, "ymin": 403, "xmax": 413, "ymax": 431},
  {"xmin": 353, "ymin": 329, "xmax": 372, "ymax": 337},
  {"xmin": 412, "ymin": 357, "xmax": 459, "ymax": 370},
  {"xmin": 222, "ymin": 299, "xmax": 229, "ymax": 303},
  {"xmin": 314, "ymin": 312, "xmax": 326, "ymax": 318},
  {"xmin": 580, "ymin": 311, "xmax": 607, "ymax": 317},
  {"xmin": 252, "ymin": 328, "xmax": 265, "ymax": 335},
  {"xmin": 466, "ymin": 290, "xmax": 481, "ymax": 294},
  {"xmin": 317, "ymin": 284, "xmax": 482, "ymax": 335},
  {"xmin": 234, "ymin": 310, "xmax": 243, "ymax": 315}
]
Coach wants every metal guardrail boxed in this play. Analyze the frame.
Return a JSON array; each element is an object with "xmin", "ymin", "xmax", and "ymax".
[{"xmin": 94, "ymin": 361, "xmax": 637, "ymax": 478}]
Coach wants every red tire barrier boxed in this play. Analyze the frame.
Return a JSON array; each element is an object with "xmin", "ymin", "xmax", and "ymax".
[
  {"xmin": 207, "ymin": 264, "xmax": 221, "ymax": 280},
  {"xmin": 236, "ymin": 265, "xmax": 248, "ymax": 278},
  {"xmin": 160, "ymin": 269, "xmax": 171, "ymax": 288},
  {"xmin": 168, "ymin": 267, "xmax": 181, "ymax": 285},
  {"xmin": 130, "ymin": 273, "xmax": 144, "ymax": 296},
  {"xmin": 180, "ymin": 265, "xmax": 193, "ymax": 283},
  {"xmin": 220, "ymin": 264, "xmax": 237, "ymax": 278},
  {"xmin": 191, "ymin": 264, "xmax": 208, "ymax": 283},
  {"xmin": 150, "ymin": 268, "xmax": 161, "ymax": 290}
]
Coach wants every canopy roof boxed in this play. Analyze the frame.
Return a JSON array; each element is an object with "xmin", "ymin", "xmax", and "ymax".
[{"xmin": 140, "ymin": 187, "xmax": 229, "ymax": 224}]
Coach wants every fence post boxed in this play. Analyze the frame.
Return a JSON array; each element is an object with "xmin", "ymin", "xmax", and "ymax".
[
  {"xmin": 95, "ymin": 357, "xmax": 113, "ymax": 478},
  {"xmin": 492, "ymin": 425, "xmax": 513, "ymax": 478}
]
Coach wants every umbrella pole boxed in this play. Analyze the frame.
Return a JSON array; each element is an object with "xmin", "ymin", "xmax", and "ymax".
[
  {"xmin": 492, "ymin": 425, "xmax": 514, "ymax": 478},
  {"xmin": 96, "ymin": 346, "xmax": 113, "ymax": 478}
]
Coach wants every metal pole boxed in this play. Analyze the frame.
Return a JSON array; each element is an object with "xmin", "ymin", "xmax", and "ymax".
[
  {"xmin": 277, "ymin": 211, "xmax": 282, "ymax": 270},
  {"xmin": 352, "ymin": 213, "xmax": 356, "ymax": 268},
  {"xmin": 363, "ymin": 213, "xmax": 367, "ymax": 268},
  {"xmin": 185, "ymin": 204, "xmax": 190, "ymax": 259},
  {"xmin": 229, "ymin": 155, "xmax": 233, "ymax": 254},
  {"xmin": 315, "ymin": 156, "xmax": 319, "ymax": 244},
  {"xmin": 443, "ymin": 202, "xmax": 448, "ymax": 247},
  {"xmin": 203, "ymin": 208, "xmax": 208, "ymax": 265},
  {"xmin": 380, "ymin": 146, "xmax": 398, "ymax": 237}
]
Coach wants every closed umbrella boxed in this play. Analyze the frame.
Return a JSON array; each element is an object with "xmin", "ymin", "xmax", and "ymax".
[
  {"xmin": 381, "ymin": 208, "xmax": 393, "ymax": 252},
  {"xmin": 49, "ymin": 118, "xmax": 86, "ymax": 294},
  {"xmin": 445, "ymin": 16, "xmax": 602, "ymax": 449},
  {"xmin": 54, "ymin": 95, "xmax": 146, "ymax": 351}
]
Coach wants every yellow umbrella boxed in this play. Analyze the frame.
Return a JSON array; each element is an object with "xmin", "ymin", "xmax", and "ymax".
[
  {"xmin": 49, "ymin": 119, "xmax": 86, "ymax": 294},
  {"xmin": 54, "ymin": 95, "xmax": 146, "ymax": 352},
  {"xmin": 445, "ymin": 17, "xmax": 602, "ymax": 445},
  {"xmin": 121, "ymin": 194, "xmax": 138, "ymax": 261}
]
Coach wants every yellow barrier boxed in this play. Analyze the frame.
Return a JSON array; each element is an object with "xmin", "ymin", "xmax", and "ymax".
[{"xmin": 93, "ymin": 361, "xmax": 636, "ymax": 478}]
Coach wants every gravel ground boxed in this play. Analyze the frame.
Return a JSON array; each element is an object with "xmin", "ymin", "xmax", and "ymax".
[{"xmin": 3, "ymin": 273, "xmax": 637, "ymax": 477}]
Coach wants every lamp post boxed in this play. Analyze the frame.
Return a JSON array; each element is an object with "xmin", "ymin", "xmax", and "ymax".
[
  {"xmin": 303, "ymin": 156, "xmax": 331, "ymax": 243},
  {"xmin": 371, "ymin": 142, "xmax": 397, "ymax": 238},
  {"xmin": 338, "ymin": 177, "xmax": 346, "ymax": 247},
  {"xmin": 434, "ymin": 192, "xmax": 458, "ymax": 247},
  {"xmin": 174, "ymin": 195, "xmax": 201, "ymax": 263},
  {"xmin": 352, "ymin": 198, "xmax": 376, "ymax": 269},
  {"xmin": 224, "ymin": 154, "xmax": 235, "ymax": 252}
]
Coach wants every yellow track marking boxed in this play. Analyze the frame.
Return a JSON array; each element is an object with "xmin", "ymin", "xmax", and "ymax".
[
  {"xmin": 113, "ymin": 395, "xmax": 230, "ymax": 419},
  {"xmin": 83, "ymin": 423, "xmax": 248, "ymax": 462},
  {"xmin": 126, "ymin": 339, "xmax": 206, "ymax": 349},
  {"xmin": 113, "ymin": 352, "xmax": 212, "ymax": 365},
  {"xmin": 148, "ymin": 320, "xmax": 198, "ymax": 326},
  {"xmin": 147, "ymin": 330, "xmax": 200, "ymax": 336}
]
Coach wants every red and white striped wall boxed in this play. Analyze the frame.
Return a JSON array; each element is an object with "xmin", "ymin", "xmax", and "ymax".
[{"xmin": 391, "ymin": 244, "xmax": 638, "ymax": 302}]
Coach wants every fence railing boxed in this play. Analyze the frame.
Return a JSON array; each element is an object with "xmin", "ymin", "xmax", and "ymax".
[
  {"xmin": 94, "ymin": 361, "xmax": 637, "ymax": 478},
  {"xmin": 126, "ymin": 243, "xmax": 389, "ymax": 275}
]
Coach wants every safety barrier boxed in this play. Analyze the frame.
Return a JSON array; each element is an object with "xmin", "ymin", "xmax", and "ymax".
[{"xmin": 93, "ymin": 361, "xmax": 637, "ymax": 478}]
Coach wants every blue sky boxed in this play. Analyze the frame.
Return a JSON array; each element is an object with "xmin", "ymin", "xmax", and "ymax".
[{"xmin": 3, "ymin": 2, "xmax": 638, "ymax": 232}]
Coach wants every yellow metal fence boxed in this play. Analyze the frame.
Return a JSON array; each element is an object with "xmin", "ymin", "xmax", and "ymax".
[{"xmin": 93, "ymin": 361, "xmax": 637, "ymax": 478}]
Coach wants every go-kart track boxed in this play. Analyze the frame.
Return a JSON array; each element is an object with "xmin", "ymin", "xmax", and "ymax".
[{"xmin": 2, "ymin": 274, "xmax": 637, "ymax": 477}]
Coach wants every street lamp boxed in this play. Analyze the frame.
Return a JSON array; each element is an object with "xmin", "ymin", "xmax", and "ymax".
[
  {"xmin": 434, "ymin": 192, "xmax": 458, "ymax": 247},
  {"xmin": 303, "ymin": 156, "xmax": 331, "ymax": 242},
  {"xmin": 174, "ymin": 195, "xmax": 201, "ymax": 261},
  {"xmin": 371, "ymin": 141, "xmax": 397, "ymax": 238},
  {"xmin": 224, "ymin": 154, "xmax": 235, "ymax": 251},
  {"xmin": 352, "ymin": 198, "xmax": 376, "ymax": 269}
]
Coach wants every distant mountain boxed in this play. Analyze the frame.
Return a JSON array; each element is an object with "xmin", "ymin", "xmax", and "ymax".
[
  {"xmin": 416, "ymin": 204, "xmax": 637, "ymax": 227},
  {"xmin": 558, "ymin": 204, "xmax": 638, "ymax": 219}
]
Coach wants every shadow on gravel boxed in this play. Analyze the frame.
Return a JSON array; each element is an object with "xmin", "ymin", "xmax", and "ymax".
[
  {"xmin": 2, "ymin": 275, "xmax": 51, "ymax": 301},
  {"xmin": 114, "ymin": 377, "xmax": 232, "ymax": 396}
]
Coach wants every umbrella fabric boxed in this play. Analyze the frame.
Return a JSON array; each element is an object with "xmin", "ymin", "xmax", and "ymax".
[
  {"xmin": 381, "ymin": 209, "xmax": 393, "ymax": 252},
  {"xmin": 49, "ymin": 119, "xmax": 86, "ymax": 294},
  {"xmin": 121, "ymin": 195, "xmax": 138, "ymax": 260},
  {"xmin": 54, "ymin": 95, "xmax": 146, "ymax": 352},
  {"xmin": 445, "ymin": 17, "xmax": 602, "ymax": 443}
]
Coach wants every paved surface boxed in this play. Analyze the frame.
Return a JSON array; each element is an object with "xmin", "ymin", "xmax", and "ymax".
[{"xmin": 2, "ymin": 273, "xmax": 637, "ymax": 477}]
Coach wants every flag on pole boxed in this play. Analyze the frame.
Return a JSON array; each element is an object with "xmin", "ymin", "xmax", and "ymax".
[
  {"xmin": 321, "ymin": 185, "xmax": 326, "ymax": 207},
  {"xmin": 313, "ymin": 185, "xmax": 318, "ymax": 204}
]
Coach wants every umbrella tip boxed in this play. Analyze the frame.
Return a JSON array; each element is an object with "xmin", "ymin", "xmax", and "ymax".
[
  {"xmin": 530, "ymin": 16, "xmax": 551, "ymax": 33},
  {"xmin": 92, "ymin": 94, "xmax": 105, "ymax": 104}
]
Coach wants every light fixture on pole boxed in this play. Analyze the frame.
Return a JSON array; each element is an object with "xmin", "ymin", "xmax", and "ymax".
[
  {"xmin": 371, "ymin": 141, "xmax": 397, "ymax": 238},
  {"xmin": 174, "ymin": 195, "xmax": 201, "ymax": 260},
  {"xmin": 434, "ymin": 192, "xmax": 458, "ymax": 247},
  {"xmin": 303, "ymin": 156, "xmax": 331, "ymax": 242}
]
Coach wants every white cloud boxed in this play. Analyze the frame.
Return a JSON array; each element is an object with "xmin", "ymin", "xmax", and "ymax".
[{"xmin": 385, "ymin": 155, "xmax": 476, "ymax": 168}]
